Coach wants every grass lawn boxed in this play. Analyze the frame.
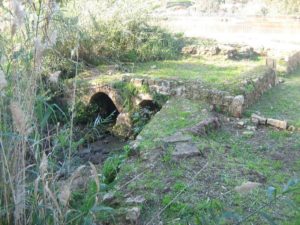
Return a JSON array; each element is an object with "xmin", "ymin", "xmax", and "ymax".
[
  {"xmin": 77, "ymin": 55, "xmax": 265, "ymax": 95},
  {"xmin": 133, "ymin": 55, "xmax": 265, "ymax": 90}
]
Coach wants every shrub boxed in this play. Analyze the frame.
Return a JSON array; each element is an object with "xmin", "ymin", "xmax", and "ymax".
[
  {"xmin": 49, "ymin": 0, "xmax": 186, "ymax": 70},
  {"xmin": 102, "ymin": 156, "xmax": 122, "ymax": 184}
]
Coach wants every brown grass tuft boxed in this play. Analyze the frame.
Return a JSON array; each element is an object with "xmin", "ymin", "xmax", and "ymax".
[
  {"xmin": 34, "ymin": 37, "xmax": 45, "ymax": 69},
  {"xmin": 39, "ymin": 153, "xmax": 48, "ymax": 179},
  {"xmin": 10, "ymin": 101, "xmax": 30, "ymax": 136}
]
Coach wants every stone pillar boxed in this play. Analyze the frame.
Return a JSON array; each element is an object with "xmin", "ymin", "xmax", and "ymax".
[{"xmin": 229, "ymin": 95, "xmax": 245, "ymax": 118}]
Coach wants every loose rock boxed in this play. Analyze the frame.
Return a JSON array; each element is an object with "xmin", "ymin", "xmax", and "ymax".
[
  {"xmin": 242, "ymin": 131, "xmax": 254, "ymax": 137},
  {"xmin": 125, "ymin": 196, "xmax": 146, "ymax": 204},
  {"xmin": 287, "ymin": 125, "xmax": 296, "ymax": 132},
  {"xmin": 246, "ymin": 126, "xmax": 257, "ymax": 131},
  {"xmin": 103, "ymin": 192, "xmax": 115, "ymax": 203},
  {"xmin": 126, "ymin": 207, "xmax": 141, "ymax": 222},
  {"xmin": 236, "ymin": 121, "xmax": 245, "ymax": 129},
  {"xmin": 186, "ymin": 117, "xmax": 221, "ymax": 136},
  {"xmin": 251, "ymin": 114, "xmax": 267, "ymax": 125},
  {"xmin": 234, "ymin": 181, "xmax": 261, "ymax": 194},
  {"xmin": 172, "ymin": 142, "xmax": 200, "ymax": 158}
]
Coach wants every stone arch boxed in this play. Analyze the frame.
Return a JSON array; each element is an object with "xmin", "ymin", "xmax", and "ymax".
[
  {"xmin": 87, "ymin": 85, "xmax": 126, "ymax": 123},
  {"xmin": 88, "ymin": 86, "xmax": 124, "ymax": 113},
  {"xmin": 90, "ymin": 92, "xmax": 120, "ymax": 121}
]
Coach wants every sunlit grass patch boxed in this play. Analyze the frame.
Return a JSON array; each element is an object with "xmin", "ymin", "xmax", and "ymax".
[{"xmin": 133, "ymin": 55, "xmax": 265, "ymax": 90}]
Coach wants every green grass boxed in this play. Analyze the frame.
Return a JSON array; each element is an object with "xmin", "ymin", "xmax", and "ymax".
[
  {"xmin": 245, "ymin": 70, "xmax": 300, "ymax": 127},
  {"xmin": 133, "ymin": 56, "xmax": 264, "ymax": 90},
  {"xmin": 76, "ymin": 55, "xmax": 265, "ymax": 95}
]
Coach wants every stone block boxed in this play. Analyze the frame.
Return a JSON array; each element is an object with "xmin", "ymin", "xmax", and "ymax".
[
  {"xmin": 229, "ymin": 95, "xmax": 244, "ymax": 118},
  {"xmin": 267, "ymin": 119, "xmax": 288, "ymax": 130}
]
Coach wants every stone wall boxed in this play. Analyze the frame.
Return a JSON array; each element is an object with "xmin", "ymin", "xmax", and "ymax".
[
  {"xmin": 123, "ymin": 65, "xmax": 277, "ymax": 117},
  {"xmin": 241, "ymin": 67, "xmax": 277, "ymax": 108},
  {"xmin": 286, "ymin": 51, "xmax": 300, "ymax": 74}
]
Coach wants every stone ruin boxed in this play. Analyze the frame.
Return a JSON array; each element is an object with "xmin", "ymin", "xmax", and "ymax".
[
  {"xmin": 65, "ymin": 47, "xmax": 300, "ymax": 138},
  {"xmin": 182, "ymin": 44, "xmax": 260, "ymax": 60}
]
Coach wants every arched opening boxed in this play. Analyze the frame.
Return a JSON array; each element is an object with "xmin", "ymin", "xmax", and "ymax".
[
  {"xmin": 139, "ymin": 100, "xmax": 160, "ymax": 113},
  {"xmin": 90, "ymin": 92, "xmax": 120, "ymax": 123}
]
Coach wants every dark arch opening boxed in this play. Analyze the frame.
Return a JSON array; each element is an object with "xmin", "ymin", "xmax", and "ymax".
[
  {"xmin": 90, "ymin": 92, "xmax": 120, "ymax": 123},
  {"xmin": 139, "ymin": 100, "xmax": 160, "ymax": 112}
]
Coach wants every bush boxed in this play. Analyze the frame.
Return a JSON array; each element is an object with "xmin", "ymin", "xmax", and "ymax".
[
  {"xmin": 49, "ymin": 0, "xmax": 186, "ymax": 71},
  {"xmin": 102, "ymin": 156, "xmax": 122, "ymax": 184}
]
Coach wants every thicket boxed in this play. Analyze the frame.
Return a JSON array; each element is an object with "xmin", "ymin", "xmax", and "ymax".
[{"xmin": 43, "ymin": 0, "xmax": 186, "ymax": 78}]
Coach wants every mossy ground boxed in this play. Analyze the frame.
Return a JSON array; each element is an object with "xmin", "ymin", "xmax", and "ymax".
[{"xmin": 112, "ymin": 71, "xmax": 300, "ymax": 224}]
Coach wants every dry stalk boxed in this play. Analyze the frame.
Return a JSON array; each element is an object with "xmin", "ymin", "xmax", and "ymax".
[
  {"xmin": 10, "ymin": 101, "xmax": 30, "ymax": 136},
  {"xmin": 0, "ymin": 69, "xmax": 7, "ymax": 90}
]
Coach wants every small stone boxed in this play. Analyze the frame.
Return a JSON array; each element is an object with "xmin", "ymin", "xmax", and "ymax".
[
  {"xmin": 151, "ymin": 65, "xmax": 157, "ymax": 69},
  {"xmin": 186, "ymin": 117, "xmax": 221, "ymax": 136},
  {"xmin": 236, "ymin": 121, "xmax": 245, "ymax": 129},
  {"xmin": 225, "ymin": 117, "xmax": 231, "ymax": 122},
  {"xmin": 251, "ymin": 114, "xmax": 267, "ymax": 125},
  {"xmin": 287, "ymin": 125, "xmax": 296, "ymax": 132},
  {"xmin": 125, "ymin": 196, "xmax": 145, "ymax": 204},
  {"xmin": 103, "ymin": 192, "xmax": 115, "ymax": 203},
  {"xmin": 136, "ymin": 135, "xmax": 143, "ymax": 141},
  {"xmin": 126, "ymin": 207, "xmax": 141, "ymax": 222},
  {"xmin": 130, "ymin": 141, "xmax": 140, "ymax": 151},
  {"xmin": 201, "ymin": 108, "xmax": 208, "ymax": 114},
  {"xmin": 172, "ymin": 142, "xmax": 200, "ymax": 158},
  {"xmin": 234, "ymin": 181, "xmax": 261, "ymax": 194},
  {"xmin": 246, "ymin": 126, "xmax": 257, "ymax": 131},
  {"xmin": 242, "ymin": 131, "xmax": 254, "ymax": 137}
]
